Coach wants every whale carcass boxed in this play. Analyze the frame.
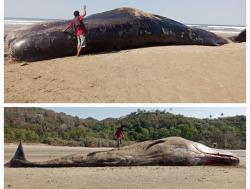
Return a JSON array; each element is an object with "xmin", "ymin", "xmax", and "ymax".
[
  {"xmin": 5, "ymin": 137, "xmax": 239, "ymax": 168},
  {"xmin": 230, "ymin": 29, "xmax": 246, "ymax": 43},
  {"xmin": 6, "ymin": 8, "xmax": 228, "ymax": 62}
]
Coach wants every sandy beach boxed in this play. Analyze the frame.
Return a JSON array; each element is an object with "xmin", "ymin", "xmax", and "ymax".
[
  {"xmin": 4, "ymin": 143, "xmax": 246, "ymax": 189},
  {"xmin": 4, "ymin": 42, "xmax": 246, "ymax": 103}
]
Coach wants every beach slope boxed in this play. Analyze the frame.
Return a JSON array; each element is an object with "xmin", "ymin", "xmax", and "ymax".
[{"xmin": 5, "ymin": 42, "xmax": 245, "ymax": 103}]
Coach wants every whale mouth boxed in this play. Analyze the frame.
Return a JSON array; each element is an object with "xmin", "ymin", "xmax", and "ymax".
[
  {"xmin": 193, "ymin": 143, "xmax": 235, "ymax": 156},
  {"xmin": 193, "ymin": 143, "xmax": 240, "ymax": 165}
]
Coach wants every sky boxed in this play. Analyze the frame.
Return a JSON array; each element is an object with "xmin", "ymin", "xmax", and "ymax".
[
  {"xmin": 5, "ymin": 0, "xmax": 246, "ymax": 25},
  {"xmin": 45, "ymin": 107, "xmax": 246, "ymax": 120}
]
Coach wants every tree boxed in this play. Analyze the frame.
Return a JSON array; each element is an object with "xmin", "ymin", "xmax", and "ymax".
[{"xmin": 4, "ymin": 108, "xmax": 246, "ymax": 149}]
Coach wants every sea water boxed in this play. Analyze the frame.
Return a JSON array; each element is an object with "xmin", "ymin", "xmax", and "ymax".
[
  {"xmin": 4, "ymin": 17, "xmax": 58, "ymax": 25},
  {"xmin": 4, "ymin": 17, "xmax": 59, "ymax": 33},
  {"xmin": 187, "ymin": 24, "xmax": 245, "ymax": 35}
]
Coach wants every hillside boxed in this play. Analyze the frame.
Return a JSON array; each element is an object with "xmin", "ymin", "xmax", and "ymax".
[{"xmin": 4, "ymin": 108, "xmax": 246, "ymax": 149}]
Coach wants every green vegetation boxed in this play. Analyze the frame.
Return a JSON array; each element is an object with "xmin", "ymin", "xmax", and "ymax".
[{"xmin": 4, "ymin": 108, "xmax": 246, "ymax": 149}]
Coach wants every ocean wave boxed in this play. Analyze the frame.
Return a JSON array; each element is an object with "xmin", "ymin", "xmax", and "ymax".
[
  {"xmin": 5, "ymin": 21, "xmax": 46, "ymax": 25},
  {"xmin": 4, "ymin": 18, "xmax": 58, "ymax": 25},
  {"xmin": 187, "ymin": 24, "xmax": 245, "ymax": 33}
]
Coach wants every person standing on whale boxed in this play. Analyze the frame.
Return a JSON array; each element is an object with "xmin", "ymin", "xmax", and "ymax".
[
  {"xmin": 63, "ymin": 4, "xmax": 88, "ymax": 57},
  {"xmin": 115, "ymin": 126, "xmax": 125, "ymax": 148}
]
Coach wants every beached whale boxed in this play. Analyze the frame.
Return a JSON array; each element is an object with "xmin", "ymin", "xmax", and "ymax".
[
  {"xmin": 229, "ymin": 29, "xmax": 246, "ymax": 43},
  {"xmin": 5, "ymin": 137, "xmax": 239, "ymax": 168},
  {"xmin": 7, "ymin": 7, "xmax": 228, "ymax": 62}
]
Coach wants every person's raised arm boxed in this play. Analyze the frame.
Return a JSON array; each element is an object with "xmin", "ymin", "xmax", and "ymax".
[{"xmin": 82, "ymin": 5, "xmax": 87, "ymax": 17}]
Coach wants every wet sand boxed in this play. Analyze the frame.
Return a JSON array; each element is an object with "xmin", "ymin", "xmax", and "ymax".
[
  {"xmin": 4, "ymin": 144, "xmax": 246, "ymax": 189},
  {"xmin": 4, "ymin": 42, "xmax": 246, "ymax": 103}
]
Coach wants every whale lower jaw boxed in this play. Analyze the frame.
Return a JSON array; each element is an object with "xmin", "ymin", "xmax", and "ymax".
[{"xmin": 192, "ymin": 154, "xmax": 239, "ymax": 166}]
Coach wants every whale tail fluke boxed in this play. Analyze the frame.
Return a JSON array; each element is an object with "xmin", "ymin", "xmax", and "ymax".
[
  {"xmin": 13, "ymin": 141, "xmax": 27, "ymax": 161},
  {"xmin": 5, "ymin": 141, "xmax": 28, "ymax": 168}
]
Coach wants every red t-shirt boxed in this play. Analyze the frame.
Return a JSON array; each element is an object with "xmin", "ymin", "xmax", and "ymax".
[
  {"xmin": 115, "ymin": 128, "xmax": 124, "ymax": 138},
  {"xmin": 66, "ymin": 16, "xmax": 87, "ymax": 36}
]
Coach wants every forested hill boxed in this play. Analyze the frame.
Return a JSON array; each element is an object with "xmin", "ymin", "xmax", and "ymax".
[{"xmin": 4, "ymin": 108, "xmax": 246, "ymax": 149}]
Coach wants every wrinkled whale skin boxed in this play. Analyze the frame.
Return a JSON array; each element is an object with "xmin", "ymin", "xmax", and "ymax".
[
  {"xmin": 5, "ymin": 137, "xmax": 239, "ymax": 168},
  {"xmin": 7, "ymin": 7, "xmax": 228, "ymax": 62}
]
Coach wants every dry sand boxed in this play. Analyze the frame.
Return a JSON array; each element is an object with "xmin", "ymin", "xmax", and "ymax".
[
  {"xmin": 4, "ymin": 144, "xmax": 246, "ymax": 189},
  {"xmin": 4, "ymin": 42, "xmax": 245, "ymax": 103}
]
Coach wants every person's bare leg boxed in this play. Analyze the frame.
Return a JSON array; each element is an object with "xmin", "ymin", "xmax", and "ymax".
[
  {"xmin": 77, "ymin": 47, "xmax": 81, "ymax": 57},
  {"xmin": 76, "ymin": 37, "xmax": 80, "ymax": 56},
  {"xmin": 78, "ymin": 47, "xmax": 83, "ymax": 57}
]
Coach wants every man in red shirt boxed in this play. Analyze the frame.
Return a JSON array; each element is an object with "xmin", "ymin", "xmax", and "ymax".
[
  {"xmin": 63, "ymin": 4, "xmax": 88, "ymax": 57},
  {"xmin": 115, "ymin": 126, "xmax": 125, "ymax": 148}
]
